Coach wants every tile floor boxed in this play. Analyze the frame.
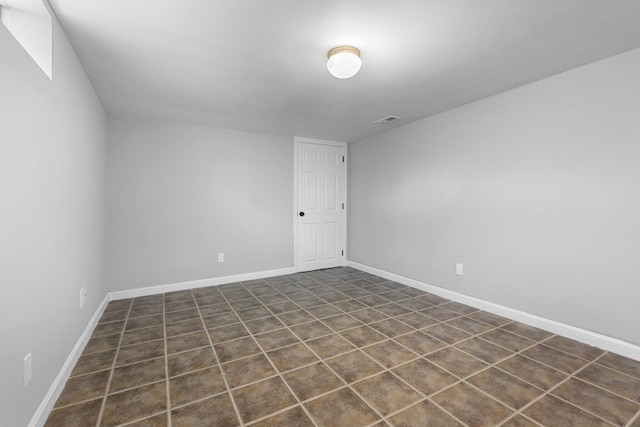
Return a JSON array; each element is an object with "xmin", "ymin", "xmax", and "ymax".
[{"xmin": 45, "ymin": 267, "xmax": 640, "ymax": 426}]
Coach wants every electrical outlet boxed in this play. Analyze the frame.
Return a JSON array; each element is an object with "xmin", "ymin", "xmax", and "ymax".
[
  {"xmin": 218, "ymin": 253, "xmax": 224, "ymax": 263},
  {"xmin": 24, "ymin": 353, "xmax": 32, "ymax": 386},
  {"xmin": 456, "ymin": 263, "xmax": 464, "ymax": 276},
  {"xmin": 80, "ymin": 287, "xmax": 87, "ymax": 308}
]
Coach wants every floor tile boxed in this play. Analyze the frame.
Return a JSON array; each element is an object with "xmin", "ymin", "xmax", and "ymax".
[
  {"xmin": 425, "ymin": 347, "xmax": 487, "ymax": 378},
  {"xmin": 44, "ymin": 398, "xmax": 102, "ymax": 427},
  {"xmin": 171, "ymin": 393, "xmax": 239, "ymax": 427},
  {"xmin": 304, "ymin": 388, "xmax": 380, "ymax": 427},
  {"xmin": 396, "ymin": 312, "xmax": 438, "ymax": 329},
  {"xmin": 597, "ymin": 352, "xmax": 640, "ymax": 379},
  {"xmin": 369, "ymin": 318, "xmax": 414, "ymax": 337},
  {"xmin": 522, "ymin": 344, "xmax": 589, "ymax": 374},
  {"xmin": 497, "ymin": 355, "xmax": 567, "ymax": 390},
  {"xmin": 306, "ymin": 333, "xmax": 355, "ymax": 358},
  {"xmin": 110, "ymin": 357, "xmax": 166, "ymax": 393},
  {"xmin": 169, "ymin": 366, "xmax": 226, "ymax": 407},
  {"xmin": 101, "ymin": 382, "xmax": 166, "ymax": 427},
  {"xmin": 125, "ymin": 412, "xmax": 168, "ymax": 426},
  {"xmin": 167, "ymin": 347, "xmax": 217, "ymax": 377},
  {"xmin": 250, "ymin": 406, "xmax": 314, "ymax": 427},
  {"xmin": 389, "ymin": 399, "xmax": 463, "ymax": 427},
  {"xmin": 325, "ymin": 350, "xmax": 383, "ymax": 384},
  {"xmin": 322, "ymin": 313, "xmax": 363, "ymax": 331},
  {"xmin": 446, "ymin": 316, "xmax": 494, "ymax": 335},
  {"xmin": 84, "ymin": 333, "xmax": 121, "ymax": 354},
  {"xmin": 202, "ymin": 312, "xmax": 240, "ymax": 329},
  {"xmin": 544, "ymin": 335, "xmax": 605, "ymax": 361},
  {"xmin": 362, "ymin": 340, "xmax": 417, "ymax": 369},
  {"xmin": 164, "ymin": 319, "xmax": 203, "ymax": 338},
  {"xmin": 254, "ymin": 328, "xmax": 300, "ymax": 351},
  {"xmin": 419, "ymin": 306, "xmax": 460, "ymax": 321},
  {"xmin": 394, "ymin": 331, "xmax": 446, "ymax": 356},
  {"xmin": 166, "ymin": 331, "xmax": 209, "ymax": 354},
  {"xmin": 54, "ymin": 370, "xmax": 110, "ymax": 407},
  {"xmin": 353, "ymin": 371, "xmax": 422, "ymax": 416},
  {"xmin": 376, "ymin": 303, "xmax": 412, "ymax": 317},
  {"xmin": 244, "ymin": 316, "xmax": 284, "ymax": 334},
  {"xmin": 92, "ymin": 320, "xmax": 125, "ymax": 337},
  {"xmin": 290, "ymin": 320, "xmax": 333, "ymax": 341},
  {"xmin": 454, "ymin": 337, "xmax": 514, "ymax": 364},
  {"xmin": 306, "ymin": 304, "xmax": 343, "ymax": 319},
  {"xmin": 266, "ymin": 342, "xmax": 319, "ymax": 372},
  {"xmin": 117, "ymin": 340, "xmax": 165, "ymax": 366},
  {"xmin": 222, "ymin": 353, "xmax": 277, "ymax": 388},
  {"xmin": 500, "ymin": 415, "xmax": 540, "ymax": 427},
  {"xmin": 431, "ymin": 382, "xmax": 512, "ymax": 427},
  {"xmin": 231, "ymin": 377, "xmax": 298, "ymax": 424},
  {"xmin": 523, "ymin": 394, "xmax": 610, "ymax": 427},
  {"xmin": 480, "ymin": 328, "xmax": 535, "ymax": 352},
  {"xmin": 392, "ymin": 358, "xmax": 458, "ymax": 396},
  {"xmin": 350, "ymin": 308, "xmax": 389, "ymax": 323},
  {"xmin": 340, "ymin": 326, "xmax": 387, "ymax": 347},
  {"xmin": 164, "ymin": 308, "xmax": 199, "ymax": 323},
  {"xmin": 283, "ymin": 362, "xmax": 344, "ymax": 401},
  {"xmin": 576, "ymin": 363, "xmax": 640, "ymax": 403},
  {"xmin": 277, "ymin": 309, "xmax": 316, "ymax": 326},
  {"xmin": 502, "ymin": 322, "xmax": 553, "ymax": 341},
  {"xmin": 214, "ymin": 337, "xmax": 261, "ymax": 363},
  {"xmin": 467, "ymin": 311, "xmax": 511, "ymax": 327},
  {"xmin": 71, "ymin": 348, "xmax": 116, "ymax": 376},
  {"xmin": 236, "ymin": 306, "xmax": 272, "ymax": 321},
  {"xmin": 467, "ymin": 367, "xmax": 542, "ymax": 409},
  {"xmin": 208, "ymin": 323, "xmax": 250, "ymax": 343},
  {"xmin": 423, "ymin": 324, "xmax": 471, "ymax": 345},
  {"xmin": 552, "ymin": 377, "xmax": 639, "ymax": 426}
]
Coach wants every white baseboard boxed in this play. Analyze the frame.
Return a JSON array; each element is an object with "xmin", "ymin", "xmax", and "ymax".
[
  {"xmin": 28, "ymin": 294, "xmax": 111, "ymax": 427},
  {"xmin": 348, "ymin": 261, "xmax": 640, "ymax": 361},
  {"xmin": 109, "ymin": 267, "xmax": 297, "ymax": 301}
]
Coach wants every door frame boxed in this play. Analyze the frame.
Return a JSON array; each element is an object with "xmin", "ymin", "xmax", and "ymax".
[{"xmin": 293, "ymin": 136, "xmax": 348, "ymax": 272}]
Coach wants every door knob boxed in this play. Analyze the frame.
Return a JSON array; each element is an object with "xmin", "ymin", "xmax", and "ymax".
[{"xmin": 299, "ymin": 211, "xmax": 305, "ymax": 217}]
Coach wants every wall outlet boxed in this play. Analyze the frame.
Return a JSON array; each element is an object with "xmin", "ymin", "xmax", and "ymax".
[
  {"xmin": 456, "ymin": 263, "xmax": 464, "ymax": 276},
  {"xmin": 80, "ymin": 287, "xmax": 88, "ymax": 308},
  {"xmin": 218, "ymin": 253, "xmax": 224, "ymax": 263},
  {"xmin": 24, "ymin": 353, "xmax": 32, "ymax": 387}
]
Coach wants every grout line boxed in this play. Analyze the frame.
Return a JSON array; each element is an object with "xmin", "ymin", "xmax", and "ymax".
[{"xmin": 162, "ymin": 295, "xmax": 172, "ymax": 427}]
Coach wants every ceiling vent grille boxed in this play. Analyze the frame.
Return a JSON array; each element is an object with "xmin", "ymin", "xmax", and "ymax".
[{"xmin": 373, "ymin": 115, "xmax": 400, "ymax": 125}]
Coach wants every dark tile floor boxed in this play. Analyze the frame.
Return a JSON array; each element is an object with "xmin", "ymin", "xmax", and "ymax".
[{"xmin": 45, "ymin": 267, "xmax": 640, "ymax": 426}]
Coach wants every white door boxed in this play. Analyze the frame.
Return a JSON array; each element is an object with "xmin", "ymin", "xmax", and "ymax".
[{"xmin": 295, "ymin": 139, "xmax": 346, "ymax": 272}]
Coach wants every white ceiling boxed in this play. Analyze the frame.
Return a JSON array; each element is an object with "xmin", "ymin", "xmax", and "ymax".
[{"xmin": 48, "ymin": 0, "xmax": 640, "ymax": 142}]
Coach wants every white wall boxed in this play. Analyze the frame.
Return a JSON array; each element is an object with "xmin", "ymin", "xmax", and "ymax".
[
  {"xmin": 107, "ymin": 118, "xmax": 293, "ymax": 292},
  {"xmin": 349, "ymin": 47, "xmax": 640, "ymax": 346},
  {"xmin": 0, "ymin": 16, "xmax": 107, "ymax": 427}
]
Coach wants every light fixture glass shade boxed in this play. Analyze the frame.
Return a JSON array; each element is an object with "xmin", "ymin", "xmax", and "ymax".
[{"xmin": 327, "ymin": 46, "xmax": 361, "ymax": 79}]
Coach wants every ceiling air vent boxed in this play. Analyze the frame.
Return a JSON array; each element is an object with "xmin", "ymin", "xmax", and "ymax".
[{"xmin": 373, "ymin": 115, "xmax": 400, "ymax": 125}]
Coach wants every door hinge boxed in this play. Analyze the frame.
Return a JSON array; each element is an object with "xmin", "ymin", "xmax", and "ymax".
[
  {"xmin": 341, "ymin": 250, "xmax": 344, "ymax": 256},
  {"xmin": 342, "ymin": 203, "xmax": 344, "ymax": 210},
  {"xmin": 342, "ymin": 156, "xmax": 345, "ymax": 163}
]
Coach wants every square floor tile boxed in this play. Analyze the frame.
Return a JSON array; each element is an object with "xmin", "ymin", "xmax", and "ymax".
[
  {"xmin": 497, "ymin": 355, "xmax": 567, "ymax": 391},
  {"xmin": 244, "ymin": 316, "xmax": 284, "ymax": 334},
  {"xmin": 305, "ymin": 388, "xmax": 379, "ymax": 427},
  {"xmin": 340, "ymin": 326, "xmax": 387, "ymax": 348},
  {"xmin": 250, "ymin": 406, "xmax": 314, "ymax": 427},
  {"xmin": 422, "ymin": 324, "xmax": 471, "ymax": 345},
  {"xmin": 290, "ymin": 321, "xmax": 332, "ymax": 341},
  {"xmin": 222, "ymin": 353, "xmax": 277, "ymax": 389},
  {"xmin": 389, "ymin": 399, "xmax": 463, "ymax": 427},
  {"xmin": 446, "ymin": 316, "xmax": 494, "ymax": 335},
  {"xmin": 326, "ymin": 350, "xmax": 384, "ymax": 384},
  {"xmin": 353, "ymin": 372, "xmax": 423, "ymax": 416},
  {"xmin": 597, "ymin": 352, "xmax": 640, "ymax": 380},
  {"xmin": 552, "ymin": 377, "xmax": 639, "ymax": 426},
  {"xmin": 501, "ymin": 322, "xmax": 552, "ymax": 341},
  {"xmin": 110, "ymin": 357, "xmax": 166, "ymax": 393},
  {"xmin": 231, "ymin": 377, "xmax": 298, "ymax": 424},
  {"xmin": 208, "ymin": 323, "xmax": 250, "ymax": 343},
  {"xmin": 165, "ymin": 319, "xmax": 203, "ymax": 338},
  {"xmin": 363, "ymin": 340, "xmax": 417, "ymax": 369},
  {"xmin": 370, "ymin": 318, "xmax": 414, "ymax": 337},
  {"xmin": 169, "ymin": 366, "xmax": 226, "ymax": 407},
  {"xmin": 166, "ymin": 331, "xmax": 210, "ymax": 354},
  {"xmin": 576, "ymin": 364, "xmax": 640, "ymax": 403},
  {"xmin": 101, "ymin": 382, "xmax": 166, "ymax": 427},
  {"xmin": 467, "ymin": 311, "xmax": 511, "ymax": 327},
  {"xmin": 266, "ymin": 343, "xmax": 319, "ymax": 372},
  {"xmin": 116, "ymin": 340, "xmax": 165, "ymax": 366},
  {"xmin": 431, "ymin": 382, "xmax": 512, "ymax": 427},
  {"xmin": 394, "ymin": 331, "xmax": 446, "ymax": 356},
  {"xmin": 55, "ymin": 370, "xmax": 110, "ymax": 407},
  {"xmin": 467, "ymin": 367, "xmax": 542, "ymax": 410},
  {"xmin": 214, "ymin": 337, "xmax": 261, "ymax": 363},
  {"xmin": 522, "ymin": 344, "xmax": 589, "ymax": 374},
  {"xmin": 44, "ymin": 398, "xmax": 102, "ymax": 427},
  {"xmin": 322, "ymin": 313, "xmax": 363, "ymax": 331},
  {"xmin": 454, "ymin": 337, "xmax": 514, "ymax": 364},
  {"xmin": 283, "ymin": 362, "xmax": 344, "ymax": 401},
  {"xmin": 71, "ymin": 348, "xmax": 116, "ymax": 376},
  {"xmin": 392, "ymin": 358, "xmax": 458, "ymax": 396},
  {"xmin": 523, "ymin": 395, "xmax": 610, "ymax": 427},
  {"xmin": 171, "ymin": 393, "xmax": 239, "ymax": 427},
  {"xmin": 306, "ymin": 334, "xmax": 356, "ymax": 358},
  {"xmin": 350, "ymin": 308, "xmax": 389, "ymax": 323},
  {"xmin": 277, "ymin": 310, "xmax": 315, "ymax": 326},
  {"xmin": 202, "ymin": 312, "xmax": 240, "ymax": 329},
  {"xmin": 480, "ymin": 329, "xmax": 535, "ymax": 352},
  {"xmin": 167, "ymin": 347, "xmax": 217, "ymax": 377},
  {"xmin": 396, "ymin": 312, "xmax": 438, "ymax": 329},
  {"xmin": 254, "ymin": 328, "xmax": 300, "ymax": 351},
  {"xmin": 425, "ymin": 347, "xmax": 487, "ymax": 378}
]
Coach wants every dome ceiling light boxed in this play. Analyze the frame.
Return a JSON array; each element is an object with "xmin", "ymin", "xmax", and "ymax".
[{"xmin": 326, "ymin": 46, "xmax": 362, "ymax": 79}]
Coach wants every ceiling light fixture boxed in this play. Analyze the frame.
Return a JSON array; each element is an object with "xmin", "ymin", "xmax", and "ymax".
[{"xmin": 327, "ymin": 46, "xmax": 361, "ymax": 79}]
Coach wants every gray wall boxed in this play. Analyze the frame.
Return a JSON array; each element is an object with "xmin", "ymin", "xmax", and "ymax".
[
  {"xmin": 107, "ymin": 118, "xmax": 293, "ymax": 292},
  {"xmin": 349, "ymin": 47, "xmax": 640, "ymax": 346},
  {"xmin": 0, "ymin": 17, "xmax": 107, "ymax": 427}
]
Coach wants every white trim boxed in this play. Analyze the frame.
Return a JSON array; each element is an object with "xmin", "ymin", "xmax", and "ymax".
[
  {"xmin": 348, "ymin": 260, "xmax": 640, "ymax": 361},
  {"xmin": 28, "ymin": 294, "xmax": 111, "ymax": 427},
  {"xmin": 109, "ymin": 267, "xmax": 297, "ymax": 300},
  {"xmin": 293, "ymin": 136, "xmax": 348, "ymax": 272}
]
